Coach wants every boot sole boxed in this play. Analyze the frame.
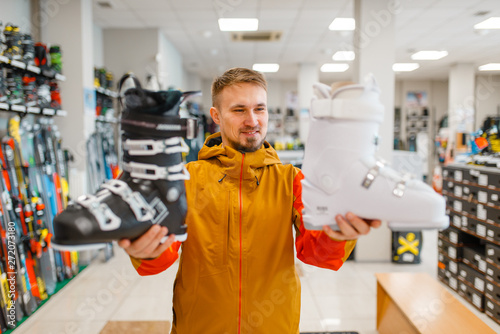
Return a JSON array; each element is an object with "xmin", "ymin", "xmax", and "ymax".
[
  {"xmin": 304, "ymin": 217, "xmax": 450, "ymax": 232},
  {"xmin": 51, "ymin": 233, "xmax": 188, "ymax": 252}
]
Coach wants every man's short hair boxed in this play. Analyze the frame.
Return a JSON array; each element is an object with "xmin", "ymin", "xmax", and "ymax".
[{"xmin": 211, "ymin": 67, "xmax": 267, "ymax": 108}]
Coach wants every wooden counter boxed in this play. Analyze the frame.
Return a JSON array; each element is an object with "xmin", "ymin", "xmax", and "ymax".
[{"xmin": 376, "ymin": 272, "xmax": 496, "ymax": 334}]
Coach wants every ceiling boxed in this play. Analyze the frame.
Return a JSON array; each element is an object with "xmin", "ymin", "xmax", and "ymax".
[{"xmin": 93, "ymin": 0, "xmax": 500, "ymax": 82}]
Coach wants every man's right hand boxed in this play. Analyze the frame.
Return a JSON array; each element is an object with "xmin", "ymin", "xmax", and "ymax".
[{"xmin": 118, "ymin": 225, "xmax": 176, "ymax": 259}]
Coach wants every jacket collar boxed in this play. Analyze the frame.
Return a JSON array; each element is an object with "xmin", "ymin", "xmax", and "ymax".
[{"xmin": 198, "ymin": 132, "xmax": 281, "ymax": 180}]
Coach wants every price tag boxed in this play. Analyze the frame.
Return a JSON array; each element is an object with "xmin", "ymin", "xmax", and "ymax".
[
  {"xmin": 479, "ymin": 260, "xmax": 486, "ymax": 273},
  {"xmin": 478, "ymin": 174, "xmax": 488, "ymax": 186},
  {"xmin": 11, "ymin": 105, "xmax": 26, "ymax": 112},
  {"xmin": 449, "ymin": 231, "xmax": 458, "ymax": 244},
  {"xmin": 461, "ymin": 216, "xmax": 468, "ymax": 227},
  {"xmin": 453, "ymin": 215, "xmax": 461, "ymax": 228},
  {"xmin": 487, "ymin": 283, "xmax": 493, "ymax": 292},
  {"xmin": 454, "ymin": 171, "xmax": 463, "ymax": 182},
  {"xmin": 450, "ymin": 277, "xmax": 458, "ymax": 290},
  {"xmin": 460, "ymin": 269, "xmax": 467, "ymax": 278},
  {"xmin": 449, "ymin": 247, "xmax": 457, "ymax": 259},
  {"xmin": 56, "ymin": 109, "xmax": 67, "ymax": 117},
  {"xmin": 27, "ymin": 65, "xmax": 41, "ymax": 74},
  {"xmin": 27, "ymin": 107, "xmax": 41, "ymax": 114},
  {"xmin": 449, "ymin": 261, "xmax": 458, "ymax": 274},
  {"xmin": 453, "ymin": 200, "xmax": 462, "ymax": 212},
  {"xmin": 55, "ymin": 73, "xmax": 66, "ymax": 81},
  {"xmin": 43, "ymin": 108, "xmax": 55, "ymax": 116},
  {"xmin": 491, "ymin": 193, "xmax": 499, "ymax": 202},
  {"xmin": 472, "ymin": 294, "xmax": 482, "ymax": 308},
  {"xmin": 478, "ymin": 191, "xmax": 487, "ymax": 203},
  {"xmin": 487, "ymin": 229, "xmax": 494, "ymax": 238},
  {"xmin": 477, "ymin": 204, "xmax": 487, "ymax": 221},
  {"xmin": 454, "ymin": 186, "xmax": 463, "ymax": 197},
  {"xmin": 474, "ymin": 277, "xmax": 485, "ymax": 292},
  {"xmin": 476, "ymin": 224, "xmax": 486, "ymax": 237},
  {"xmin": 10, "ymin": 59, "xmax": 26, "ymax": 69}
]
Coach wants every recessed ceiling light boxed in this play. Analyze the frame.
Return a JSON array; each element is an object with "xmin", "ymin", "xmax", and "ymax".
[
  {"xmin": 253, "ymin": 63, "xmax": 279, "ymax": 72},
  {"xmin": 393, "ymin": 63, "xmax": 420, "ymax": 72},
  {"xmin": 474, "ymin": 17, "xmax": 500, "ymax": 29},
  {"xmin": 218, "ymin": 18, "xmax": 258, "ymax": 31},
  {"xmin": 411, "ymin": 51, "xmax": 448, "ymax": 60},
  {"xmin": 332, "ymin": 51, "xmax": 355, "ymax": 61},
  {"xmin": 320, "ymin": 63, "xmax": 349, "ymax": 72},
  {"xmin": 478, "ymin": 63, "xmax": 500, "ymax": 71},
  {"xmin": 329, "ymin": 18, "xmax": 355, "ymax": 31}
]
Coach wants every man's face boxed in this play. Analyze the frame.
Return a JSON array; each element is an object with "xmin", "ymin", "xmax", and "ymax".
[{"xmin": 210, "ymin": 83, "xmax": 268, "ymax": 152}]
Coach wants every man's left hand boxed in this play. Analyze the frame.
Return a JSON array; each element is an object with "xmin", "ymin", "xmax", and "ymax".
[{"xmin": 322, "ymin": 212, "xmax": 381, "ymax": 241}]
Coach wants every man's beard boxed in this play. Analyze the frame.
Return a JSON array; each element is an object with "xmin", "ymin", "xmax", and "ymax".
[{"xmin": 226, "ymin": 128, "xmax": 266, "ymax": 153}]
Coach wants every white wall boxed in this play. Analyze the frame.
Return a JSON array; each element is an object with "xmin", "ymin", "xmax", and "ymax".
[
  {"xmin": 475, "ymin": 74, "xmax": 500, "ymax": 128},
  {"xmin": 103, "ymin": 28, "xmax": 159, "ymax": 85},
  {"xmin": 0, "ymin": 0, "xmax": 31, "ymax": 34},
  {"xmin": 93, "ymin": 24, "xmax": 104, "ymax": 68},
  {"xmin": 158, "ymin": 31, "xmax": 184, "ymax": 90}
]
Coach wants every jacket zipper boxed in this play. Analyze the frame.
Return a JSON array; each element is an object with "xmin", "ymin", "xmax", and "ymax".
[{"xmin": 238, "ymin": 153, "xmax": 244, "ymax": 334}]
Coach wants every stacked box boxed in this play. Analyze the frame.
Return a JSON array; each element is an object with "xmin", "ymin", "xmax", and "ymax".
[
  {"xmin": 458, "ymin": 262, "xmax": 486, "ymax": 293},
  {"xmin": 437, "ymin": 268, "xmax": 458, "ymax": 292},
  {"xmin": 463, "ymin": 247, "xmax": 487, "ymax": 274},
  {"xmin": 440, "ymin": 164, "xmax": 500, "ymax": 320},
  {"xmin": 486, "ymin": 244, "xmax": 500, "ymax": 267}
]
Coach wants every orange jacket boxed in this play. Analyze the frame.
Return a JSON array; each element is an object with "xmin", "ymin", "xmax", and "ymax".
[{"xmin": 130, "ymin": 133, "xmax": 356, "ymax": 333}]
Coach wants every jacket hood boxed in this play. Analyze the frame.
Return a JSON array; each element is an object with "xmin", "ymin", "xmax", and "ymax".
[{"xmin": 198, "ymin": 132, "xmax": 282, "ymax": 181}]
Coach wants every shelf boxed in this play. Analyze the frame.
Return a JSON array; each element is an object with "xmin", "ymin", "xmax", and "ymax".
[
  {"xmin": 96, "ymin": 86, "xmax": 118, "ymax": 98},
  {"xmin": 0, "ymin": 56, "xmax": 65, "ymax": 81},
  {"xmin": 0, "ymin": 102, "xmax": 66, "ymax": 116}
]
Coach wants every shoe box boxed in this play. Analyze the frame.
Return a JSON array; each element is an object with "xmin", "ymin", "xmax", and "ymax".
[
  {"xmin": 463, "ymin": 246, "xmax": 487, "ymax": 274},
  {"xmin": 443, "ymin": 164, "xmax": 500, "ymax": 188},
  {"xmin": 458, "ymin": 262, "xmax": 486, "ymax": 293},
  {"xmin": 457, "ymin": 279, "xmax": 485, "ymax": 312},
  {"xmin": 486, "ymin": 243, "xmax": 500, "ymax": 268},
  {"xmin": 439, "ymin": 251, "xmax": 459, "ymax": 276},
  {"xmin": 438, "ymin": 226, "xmax": 478, "ymax": 261},
  {"xmin": 486, "ymin": 260, "xmax": 500, "ymax": 284},
  {"xmin": 437, "ymin": 267, "xmax": 458, "ymax": 292},
  {"xmin": 461, "ymin": 215, "xmax": 500, "ymax": 243},
  {"xmin": 485, "ymin": 297, "xmax": 500, "ymax": 326}
]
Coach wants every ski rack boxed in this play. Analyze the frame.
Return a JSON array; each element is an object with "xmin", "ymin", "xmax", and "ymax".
[
  {"xmin": 0, "ymin": 55, "xmax": 67, "ymax": 117},
  {"xmin": 0, "ymin": 54, "xmax": 66, "ymax": 81}
]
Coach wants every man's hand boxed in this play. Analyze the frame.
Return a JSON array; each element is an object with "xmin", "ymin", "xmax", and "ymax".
[
  {"xmin": 322, "ymin": 212, "xmax": 381, "ymax": 241},
  {"xmin": 118, "ymin": 225, "xmax": 176, "ymax": 259}
]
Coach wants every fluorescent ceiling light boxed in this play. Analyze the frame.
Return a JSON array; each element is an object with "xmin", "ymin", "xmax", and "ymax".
[
  {"xmin": 474, "ymin": 17, "xmax": 500, "ymax": 29},
  {"xmin": 253, "ymin": 63, "xmax": 279, "ymax": 72},
  {"xmin": 392, "ymin": 63, "xmax": 420, "ymax": 72},
  {"xmin": 332, "ymin": 51, "xmax": 355, "ymax": 61},
  {"xmin": 329, "ymin": 18, "xmax": 355, "ymax": 31},
  {"xmin": 218, "ymin": 18, "xmax": 258, "ymax": 31},
  {"xmin": 479, "ymin": 63, "xmax": 500, "ymax": 71},
  {"xmin": 320, "ymin": 63, "xmax": 349, "ymax": 72},
  {"xmin": 411, "ymin": 50, "xmax": 448, "ymax": 60}
]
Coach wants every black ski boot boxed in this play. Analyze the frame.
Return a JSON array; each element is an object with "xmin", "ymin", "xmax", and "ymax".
[{"xmin": 51, "ymin": 74, "xmax": 198, "ymax": 250}]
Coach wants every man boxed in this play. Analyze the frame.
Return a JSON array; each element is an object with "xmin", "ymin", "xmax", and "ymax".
[{"xmin": 119, "ymin": 67, "xmax": 381, "ymax": 333}]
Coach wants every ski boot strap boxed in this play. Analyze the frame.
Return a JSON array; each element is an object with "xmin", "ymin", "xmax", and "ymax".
[
  {"xmin": 77, "ymin": 179, "xmax": 170, "ymax": 231},
  {"xmin": 123, "ymin": 137, "xmax": 189, "ymax": 156},
  {"xmin": 121, "ymin": 113, "xmax": 197, "ymax": 139},
  {"xmin": 122, "ymin": 161, "xmax": 189, "ymax": 181}
]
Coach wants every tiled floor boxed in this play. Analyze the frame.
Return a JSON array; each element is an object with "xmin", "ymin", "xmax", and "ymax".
[{"xmin": 12, "ymin": 230, "xmax": 500, "ymax": 333}]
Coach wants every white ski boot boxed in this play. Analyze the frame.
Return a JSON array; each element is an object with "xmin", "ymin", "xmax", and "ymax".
[{"xmin": 301, "ymin": 75, "xmax": 449, "ymax": 231}]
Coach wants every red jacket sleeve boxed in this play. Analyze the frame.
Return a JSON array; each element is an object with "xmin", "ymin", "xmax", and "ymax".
[
  {"xmin": 129, "ymin": 241, "xmax": 182, "ymax": 276},
  {"xmin": 292, "ymin": 170, "xmax": 356, "ymax": 270}
]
